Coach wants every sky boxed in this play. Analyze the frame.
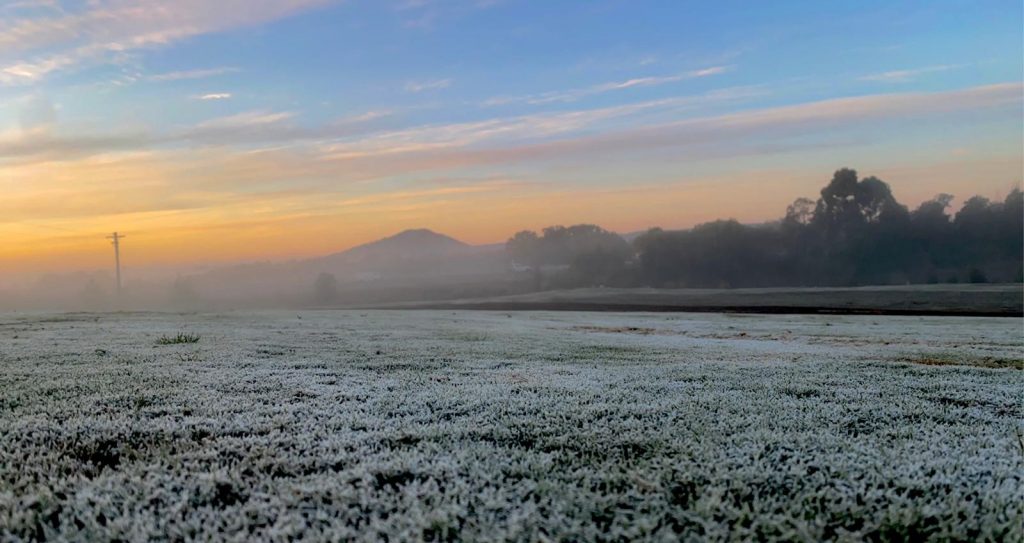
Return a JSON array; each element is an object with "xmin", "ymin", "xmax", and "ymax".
[{"xmin": 0, "ymin": 0, "xmax": 1021, "ymax": 276}]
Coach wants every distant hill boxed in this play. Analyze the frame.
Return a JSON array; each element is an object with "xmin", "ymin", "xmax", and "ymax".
[
  {"xmin": 176, "ymin": 228, "xmax": 514, "ymax": 307},
  {"xmin": 303, "ymin": 228, "xmax": 511, "ymax": 283},
  {"xmin": 318, "ymin": 229, "xmax": 473, "ymax": 267}
]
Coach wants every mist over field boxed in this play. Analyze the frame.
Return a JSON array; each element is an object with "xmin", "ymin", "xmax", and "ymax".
[{"xmin": 3, "ymin": 169, "xmax": 1020, "ymax": 313}]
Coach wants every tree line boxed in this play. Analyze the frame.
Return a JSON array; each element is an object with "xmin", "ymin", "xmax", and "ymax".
[{"xmin": 507, "ymin": 168, "xmax": 1023, "ymax": 288}]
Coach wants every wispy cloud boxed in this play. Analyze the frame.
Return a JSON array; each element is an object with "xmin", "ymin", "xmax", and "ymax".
[
  {"xmin": 1, "ymin": 83, "xmax": 1017, "ymax": 174},
  {"xmin": 858, "ymin": 64, "xmax": 962, "ymax": 83},
  {"xmin": 193, "ymin": 111, "xmax": 294, "ymax": 130},
  {"xmin": 404, "ymin": 78, "xmax": 452, "ymax": 92},
  {"xmin": 321, "ymin": 89, "xmax": 760, "ymax": 159},
  {"xmin": 1, "ymin": 0, "xmax": 61, "ymax": 12},
  {"xmin": 150, "ymin": 67, "xmax": 239, "ymax": 82},
  {"xmin": 318, "ymin": 82, "xmax": 1022, "ymax": 174},
  {"xmin": 0, "ymin": 54, "xmax": 76, "ymax": 84},
  {"xmin": 0, "ymin": 85, "xmax": 756, "ymax": 162},
  {"xmin": 194, "ymin": 93, "xmax": 233, "ymax": 101},
  {"xmin": 690, "ymin": 66, "xmax": 730, "ymax": 77},
  {"xmin": 0, "ymin": 0, "xmax": 334, "ymax": 85},
  {"xmin": 5, "ymin": 109, "xmax": 380, "ymax": 153},
  {"xmin": 180, "ymin": 109, "xmax": 391, "ymax": 147},
  {"xmin": 394, "ymin": 0, "xmax": 499, "ymax": 29},
  {"xmin": 484, "ymin": 66, "xmax": 733, "ymax": 106}
]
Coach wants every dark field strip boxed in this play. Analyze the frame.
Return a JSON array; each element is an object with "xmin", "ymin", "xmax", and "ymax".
[
  {"xmin": 374, "ymin": 284, "xmax": 1024, "ymax": 317},
  {"xmin": 382, "ymin": 301, "xmax": 1023, "ymax": 317}
]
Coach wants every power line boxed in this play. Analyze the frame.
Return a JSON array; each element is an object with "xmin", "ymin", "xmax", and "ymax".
[{"xmin": 106, "ymin": 232, "xmax": 125, "ymax": 295}]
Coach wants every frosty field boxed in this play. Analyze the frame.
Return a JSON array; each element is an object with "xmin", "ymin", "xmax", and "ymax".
[{"xmin": 0, "ymin": 310, "xmax": 1021, "ymax": 541}]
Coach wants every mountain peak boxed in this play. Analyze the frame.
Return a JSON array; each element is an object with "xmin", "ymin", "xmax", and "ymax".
[
  {"xmin": 385, "ymin": 228, "xmax": 466, "ymax": 244},
  {"xmin": 320, "ymin": 228, "xmax": 471, "ymax": 266},
  {"xmin": 369, "ymin": 228, "xmax": 469, "ymax": 249}
]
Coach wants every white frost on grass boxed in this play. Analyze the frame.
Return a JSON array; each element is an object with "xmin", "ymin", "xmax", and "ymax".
[{"xmin": 0, "ymin": 311, "xmax": 1021, "ymax": 541}]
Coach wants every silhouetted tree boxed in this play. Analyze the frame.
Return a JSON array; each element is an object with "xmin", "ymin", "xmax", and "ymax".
[
  {"xmin": 627, "ymin": 168, "xmax": 1022, "ymax": 288},
  {"xmin": 506, "ymin": 225, "xmax": 632, "ymax": 287},
  {"xmin": 506, "ymin": 230, "xmax": 542, "ymax": 268},
  {"xmin": 784, "ymin": 197, "xmax": 815, "ymax": 227}
]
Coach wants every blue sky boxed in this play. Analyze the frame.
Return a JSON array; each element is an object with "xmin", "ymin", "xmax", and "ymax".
[
  {"xmin": 0, "ymin": 0, "xmax": 1021, "ymax": 271},
  {"xmin": 6, "ymin": 1, "xmax": 1020, "ymax": 129}
]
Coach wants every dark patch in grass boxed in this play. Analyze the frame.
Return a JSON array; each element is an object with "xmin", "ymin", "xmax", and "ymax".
[
  {"xmin": 842, "ymin": 415, "xmax": 884, "ymax": 437},
  {"xmin": 423, "ymin": 519, "xmax": 462, "ymax": 543},
  {"xmin": 67, "ymin": 438, "xmax": 122, "ymax": 471},
  {"xmin": 571, "ymin": 325, "xmax": 662, "ymax": 335},
  {"xmin": 63, "ymin": 431, "xmax": 187, "ymax": 477},
  {"xmin": 870, "ymin": 515, "xmax": 955, "ymax": 542},
  {"xmin": 358, "ymin": 362, "xmax": 423, "ymax": 372},
  {"xmin": 0, "ymin": 397, "xmax": 23, "ymax": 411},
  {"xmin": 373, "ymin": 470, "xmax": 429, "ymax": 490},
  {"xmin": 222, "ymin": 427, "xmax": 272, "ymax": 439},
  {"xmin": 469, "ymin": 429, "xmax": 660, "ymax": 464},
  {"xmin": 437, "ymin": 408, "xmax": 477, "ymax": 421},
  {"xmin": 932, "ymin": 396, "xmax": 977, "ymax": 409},
  {"xmin": 544, "ymin": 344, "xmax": 653, "ymax": 363},
  {"xmin": 156, "ymin": 333, "xmax": 201, "ymax": 345},
  {"xmin": 929, "ymin": 395, "xmax": 1018, "ymax": 415},
  {"xmin": 381, "ymin": 434, "xmax": 422, "ymax": 449},
  {"xmin": 668, "ymin": 478, "xmax": 708, "ymax": 509},
  {"xmin": 214, "ymin": 383, "xmax": 281, "ymax": 395},
  {"xmin": 191, "ymin": 481, "xmax": 247, "ymax": 509},
  {"xmin": 291, "ymin": 389, "xmax": 318, "ymax": 401},
  {"xmin": 254, "ymin": 345, "xmax": 295, "ymax": 357},
  {"xmin": 258, "ymin": 459, "xmax": 350, "ymax": 479},
  {"xmin": 900, "ymin": 355, "xmax": 1023, "ymax": 370},
  {"xmin": 782, "ymin": 387, "xmax": 820, "ymax": 399},
  {"xmin": 213, "ymin": 482, "xmax": 246, "ymax": 507},
  {"xmin": 590, "ymin": 506, "xmax": 618, "ymax": 532}
]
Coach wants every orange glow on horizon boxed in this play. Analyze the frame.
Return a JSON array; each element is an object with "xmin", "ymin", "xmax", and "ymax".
[{"xmin": 2, "ymin": 155, "xmax": 1019, "ymax": 277}]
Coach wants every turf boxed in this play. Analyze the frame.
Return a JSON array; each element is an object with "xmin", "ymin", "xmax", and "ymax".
[{"xmin": 0, "ymin": 311, "xmax": 1021, "ymax": 541}]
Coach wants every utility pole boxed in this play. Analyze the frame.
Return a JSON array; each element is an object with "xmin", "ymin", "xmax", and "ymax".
[{"xmin": 106, "ymin": 232, "xmax": 125, "ymax": 295}]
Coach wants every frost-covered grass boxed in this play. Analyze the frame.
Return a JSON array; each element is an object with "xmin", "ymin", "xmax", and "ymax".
[{"xmin": 0, "ymin": 311, "xmax": 1021, "ymax": 541}]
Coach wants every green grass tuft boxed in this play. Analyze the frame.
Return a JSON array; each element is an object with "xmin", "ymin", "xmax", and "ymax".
[{"xmin": 155, "ymin": 333, "xmax": 201, "ymax": 345}]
